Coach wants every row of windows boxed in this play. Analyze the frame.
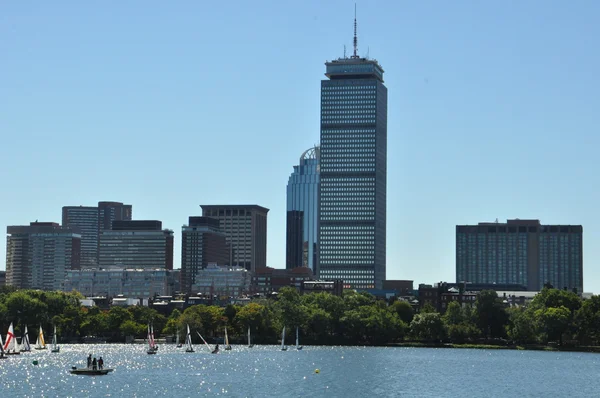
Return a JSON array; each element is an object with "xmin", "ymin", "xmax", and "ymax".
[
  {"xmin": 322, "ymin": 145, "xmax": 375, "ymax": 151},
  {"xmin": 321, "ymin": 168, "xmax": 376, "ymax": 172},
  {"xmin": 322, "ymin": 86, "xmax": 376, "ymax": 91}
]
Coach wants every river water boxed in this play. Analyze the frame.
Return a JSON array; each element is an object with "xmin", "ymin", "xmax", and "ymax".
[{"xmin": 0, "ymin": 344, "xmax": 598, "ymax": 397}]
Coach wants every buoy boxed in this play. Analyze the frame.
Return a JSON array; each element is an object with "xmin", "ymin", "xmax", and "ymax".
[
  {"xmin": 32, "ymin": 360, "xmax": 39, "ymax": 366},
  {"xmin": 315, "ymin": 369, "xmax": 320, "ymax": 374}
]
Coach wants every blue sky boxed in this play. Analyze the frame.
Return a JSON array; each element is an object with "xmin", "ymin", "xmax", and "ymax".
[{"xmin": 1, "ymin": 1, "xmax": 599, "ymax": 291}]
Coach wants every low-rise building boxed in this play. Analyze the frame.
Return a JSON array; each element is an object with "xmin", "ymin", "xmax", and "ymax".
[
  {"xmin": 301, "ymin": 280, "xmax": 343, "ymax": 296},
  {"xmin": 190, "ymin": 263, "xmax": 253, "ymax": 297},
  {"xmin": 64, "ymin": 266, "xmax": 178, "ymax": 298},
  {"xmin": 252, "ymin": 266, "xmax": 313, "ymax": 295}
]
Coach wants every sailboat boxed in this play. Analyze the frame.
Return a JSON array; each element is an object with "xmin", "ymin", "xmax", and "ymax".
[
  {"xmin": 21, "ymin": 325, "xmax": 31, "ymax": 352},
  {"xmin": 4, "ymin": 322, "xmax": 20, "ymax": 355},
  {"xmin": 224, "ymin": 327, "xmax": 232, "ymax": 351},
  {"xmin": 247, "ymin": 326, "xmax": 254, "ymax": 348},
  {"xmin": 184, "ymin": 324, "xmax": 194, "ymax": 353},
  {"xmin": 296, "ymin": 326, "xmax": 303, "ymax": 350},
  {"xmin": 51, "ymin": 325, "xmax": 60, "ymax": 353},
  {"xmin": 0, "ymin": 332, "xmax": 7, "ymax": 359},
  {"xmin": 195, "ymin": 331, "xmax": 216, "ymax": 353},
  {"xmin": 175, "ymin": 328, "xmax": 182, "ymax": 348},
  {"xmin": 147, "ymin": 323, "xmax": 157, "ymax": 354},
  {"xmin": 280, "ymin": 326, "xmax": 288, "ymax": 351},
  {"xmin": 34, "ymin": 325, "xmax": 46, "ymax": 350}
]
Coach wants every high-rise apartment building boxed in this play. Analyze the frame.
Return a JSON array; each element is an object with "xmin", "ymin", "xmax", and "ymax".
[
  {"xmin": 286, "ymin": 146, "xmax": 320, "ymax": 271},
  {"xmin": 456, "ymin": 219, "xmax": 583, "ymax": 292},
  {"xmin": 98, "ymin": 220, "xmax": 174, "ymax": 270},
  {"xmin": 62, "ymin": 206, "xmax": 99, "ymax": 268},
  {"xmin": 200, "ymin": 205, "xmax": 268, "ymax": 271},
  {"xmin": 6, "ymin": 222, "xmax": 81, "ymax": 290},
  {"xmin": 181, "ymin": 216, "xmax": 230, "ymax": 293},
  {"xmin": 317, "ymin": 21, "xmax": 387, "ymax": 289}
]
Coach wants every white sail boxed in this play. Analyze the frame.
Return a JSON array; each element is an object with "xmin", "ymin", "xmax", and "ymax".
[
  {"xmin": 35, "ymin": 325, "xmax": 46, "ymax": 349},
  {"xmin": 4, "ymin": 323, "xmax": 16, "ymax": 353},
  {"xmin": 296, "ymin": 327, "xmax": 299, "ymax": 347},
  {"xmin": 281, "ymin": 326, "xmax": 287, "ymax": 350},
  {"xmin": 225, "ymin": 327, "xmax": 229, "ymax": 346},
  {"xmin": 175, "ymin": 328, "xmax": 181, "ymax": 346},
  {"xmin": 196, "ymin": 331, "xmax": 213, "ymax": 353},
  {"xmin": 21, "ymin": 326, "xmax": 31, "ymax": 351},
  {"xmin": 247, "ymin": 326, "xmax": 251, "ymax": 346},
  {"xmin": 50, "ymin": 325, "xmax": 60, "ymax": 352},
  {"xmin": 185, "ymin": 324, "xmax": 194, "ymax": 352}
]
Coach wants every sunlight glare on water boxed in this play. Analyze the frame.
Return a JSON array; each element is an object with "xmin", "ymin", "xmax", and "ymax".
[{"xmin": 1, "ymin": 345, "xmax": 600, "ymax": 397}]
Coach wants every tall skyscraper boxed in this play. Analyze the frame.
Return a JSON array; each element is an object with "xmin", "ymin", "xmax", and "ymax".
[
  {"xmin": 181, "ymin": 216, "xmax": 230, "ymax": 294},
  {"xmin": 201, "ymin": 205, "xmax": 269, "ymax": 271},
  {"xmin": 98, "ymin": 220, "xmax": 174, "ymax": 270},
  {"xmin": 456, "ymin": 219, "xmax": 583, "ymax": 292},
  {"xmin": 286, "ymin": 146, "xmax": 320, "ymax": 271},
  {"xmin": 62, "ymin": 201, "xmax": 132, "ymax": 269},
  {"xmin": 6, "ymin": 222, "xmax": 81, "ymax": 290},
  {"xmin": 317, "ymin": 17, "xmax": 387, "ymax": 289},
  {"xmin": 62, "ymin": 206, "xmax": 99, "ymax": 268}
]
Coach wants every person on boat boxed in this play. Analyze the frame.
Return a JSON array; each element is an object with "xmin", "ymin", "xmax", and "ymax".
[
  {"xmin": 92, "ymin": 357, "xmax": 97, "ymax": 370},
  {"xmin": 87, "ymin": 354, "xmax": 92, "ymax": 369},
  {"xmin": 98, "ymin": 357, "xmax": 104, "ymax": 370},
  {"xmin": 212, "ymin": 344, "xmax": 219, "ymax": 354}
]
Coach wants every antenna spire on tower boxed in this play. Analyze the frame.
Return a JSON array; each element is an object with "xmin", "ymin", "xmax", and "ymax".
[{"xmin": 352, "ymin": 3, "xmax": 359, "ymax": 58}]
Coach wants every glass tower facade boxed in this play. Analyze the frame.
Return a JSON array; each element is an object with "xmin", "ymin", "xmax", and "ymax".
[
  {"xmin": 286, "ymin": 146, "xmax": 320, "ymax": 271},
  {"xmin": 317, "ymin": 57, "xmax": 387, "ymax": 289}
]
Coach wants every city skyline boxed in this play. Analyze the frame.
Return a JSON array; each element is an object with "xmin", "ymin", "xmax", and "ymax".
[{"xmin": 2, "ymin": 2, "xmax": 600, "ymax": 292}]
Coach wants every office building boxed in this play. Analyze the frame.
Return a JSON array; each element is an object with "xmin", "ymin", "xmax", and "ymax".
[
  {"xmin": 190, "ymin": 263, "xmax": 252, "ymax": 297},
  {"xmin": 64, "ymin": 266, "xmax": 178, "ymax": 298},
  {"xmin": 0, "ymin": 271, "xmax": 6, "ymax": 286},
  {"xmin": 252, "ymin": 266, "xmax": 314, "ymax": 295},
  {"xmin": 98, "ymin": 201, "xmax": 132, "ymax": 231},
  {"xmin": 181, "ymin": 216, "xmax": 230, "ymax": 294},
  {"xmin": 286, "ymin": 146, "xmax": 320, "ymax": 271},
  {"xmin": 201, "ymin": 205, "xmax": 269, "ymax": 272},
  {"xmin": 456, "ymin": 219, "xmax": 583, "ymax": 292},
  {"xmin": 62, "ymin": 206, "xmax": 99, "ymax": 268},
  {"xmin": 6, "ymin": 222, "xmax": 81, "ymax": 290},
  {"xmin": 98, "ymin": 220, "xmax": 174, "ymax": 270},
  {"xmin": 317, "ymin": 19, "xmax": 387, "ymax": 289}
]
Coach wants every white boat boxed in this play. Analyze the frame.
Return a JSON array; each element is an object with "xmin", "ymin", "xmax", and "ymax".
[
  {"xmin": 4, "ymin": 322, "xmax": 20, "ymax": 355},
  {"xmin": 51, "ymin": 325, "xmax": 60, "ymax": 353},
  {"xmin": 34, "ymin": 325, "xmax": 46, "ymax": 350},
  {"xmin": 296, "ymin": 326, "xmax": 303, "ymax": 350},
  {"xmin": 147, "ymin": 323, "xmax": 157, "ymax": 355},
  {"xmin": 281, "ymin": 326, "xmax": 288, "ymax": 351},
  {"xmin": 184, "ymin": 324, "xmax": 194, "ymax": 353},
  {"xmin": 247, "ymin": 326, "xmax": 254, "ymax": 348},
  {"xmin": 21, "ymin": 326, "xmax": 31, "ymax": 352},
  {"xmin": 195, "ymin": 331, "xmax": 215, "ymax": 353},
  {"xmin": 224, "ymin": 327, "xmax": 231, "ymax": 351}
]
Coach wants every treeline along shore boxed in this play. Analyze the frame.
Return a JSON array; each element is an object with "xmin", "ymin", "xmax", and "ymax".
[{"xmin": 1, "ymin": 285, "xmax": 600, "ymax": 350}]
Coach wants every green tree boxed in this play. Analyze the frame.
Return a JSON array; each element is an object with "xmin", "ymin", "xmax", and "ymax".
[
  {"xmin": 574, "ymin": 295, "xmax": 600, "ymax": 345},
  {"xmin": 340, "ymin": 305, "xmax": 405, "ymax": 344},
  {"xmin": 443, "ymin": 302, "xmax": 463, "ymax": 326},
  {"xmin": 474, "ymin": 290, "xmax": 508, "ymax": 338},
  {"xmin": 506, "ymin": 307, "xmax": 537, "ymax": 344},
  {"xmin": 536, "ymin": 306, "xmax": 571, "ymax": 345},
  {"xmin": 390, "ymin": 301, "xmax": 414, "ymax": 324},
  {"xmin": 410, "ymin": 312, "xmax": 446, "ymax": 342}
]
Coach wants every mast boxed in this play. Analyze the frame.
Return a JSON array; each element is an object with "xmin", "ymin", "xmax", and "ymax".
[{"xmin": 351, "ymin": 3, "xmax": 359, "ymax": 59}]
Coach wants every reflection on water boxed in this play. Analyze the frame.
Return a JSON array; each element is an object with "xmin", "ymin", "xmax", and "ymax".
[{"xmin": 0, "ymin": 344, "xmax": 599, "ymax": 397}]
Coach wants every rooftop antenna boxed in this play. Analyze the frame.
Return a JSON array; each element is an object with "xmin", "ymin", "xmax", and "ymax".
[{"xmin": 352, "ymin": 3, "xmax": 359, "ymax": 59}]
